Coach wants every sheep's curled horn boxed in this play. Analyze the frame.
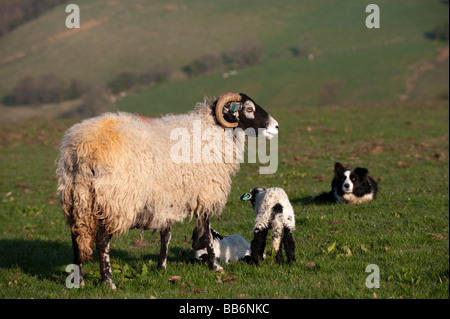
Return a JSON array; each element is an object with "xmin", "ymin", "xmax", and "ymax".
[{"xmin": 215, "ymin": 92, "xmax": 242, "ymax": 128}]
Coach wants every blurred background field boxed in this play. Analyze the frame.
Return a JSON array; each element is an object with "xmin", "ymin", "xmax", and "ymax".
[{"xmin": 0, "ymin": 0, "xmax": 448, "ymax": 117}]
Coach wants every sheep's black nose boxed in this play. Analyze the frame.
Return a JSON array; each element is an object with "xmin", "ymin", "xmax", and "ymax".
[
  {"xmin": 344, "ymin": 183, "xmax": 350, "ymax": 188},
  {"xmin": 275, "ymin": 125, "xmax": 279, "ymax": 130}
]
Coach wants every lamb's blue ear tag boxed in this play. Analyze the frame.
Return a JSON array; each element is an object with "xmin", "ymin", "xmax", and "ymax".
[{"xmin": 241, "ymin": 194, "xmax": 250, "ymax": 201}]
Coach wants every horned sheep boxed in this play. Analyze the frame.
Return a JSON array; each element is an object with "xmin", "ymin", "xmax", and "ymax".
[
  {"xmin": 57, "ymin": 92, "xmax": 279, "ymax": 288},
  {"xmin": 240, "ymin": 187, "xmax": 296, "ymax": 265}
]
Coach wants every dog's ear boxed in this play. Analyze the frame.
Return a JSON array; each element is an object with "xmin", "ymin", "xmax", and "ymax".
[
  {"xmin": 334, "ymin": 162, "xmax": 346, "ymax": 176},
  {"xmin": 354, "ymin": 167, "xmax": 368, "ymax": 180}
]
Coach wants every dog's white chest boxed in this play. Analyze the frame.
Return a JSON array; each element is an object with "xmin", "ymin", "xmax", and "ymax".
[{"xmin": 342, "ymin": 193, "xmax": 374, "ymax": 205}]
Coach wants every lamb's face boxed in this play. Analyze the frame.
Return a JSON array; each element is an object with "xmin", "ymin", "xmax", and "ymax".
[
  {"xmin": 240, "ymin": 187, "xmax": 266, "ymax": 209},
  {"xmin": 220, "ymin": 94, "xmax": 279, "ymax": 139},
  {"xmin": 191, "ymin": 227, "xmax": 222, "ymax": 250},
  {"xmin": 191, "ymin": 226, "xmax": 206, "ymax": 250}
]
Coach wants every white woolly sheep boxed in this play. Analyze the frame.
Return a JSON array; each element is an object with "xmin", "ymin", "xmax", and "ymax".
[
  {"xmin": 57, "ymin": 92, "xmax": 279, "ymax": 288},
  {"xmin": 240, "ymin": 187, "xmax": 296, "ymax": 265},
  {"xmin": 192, "ymin": 227, "xmax": 251, "ymax": 264}
]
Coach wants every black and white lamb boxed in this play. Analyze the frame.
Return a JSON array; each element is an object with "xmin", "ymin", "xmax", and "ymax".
[
  {"xmin": 192, "ymin": 227, "xmax": 251, "ymax": 264},
  {"xmin": 240, "ymin": 187, "xmax": 296, "ymax": 265}
]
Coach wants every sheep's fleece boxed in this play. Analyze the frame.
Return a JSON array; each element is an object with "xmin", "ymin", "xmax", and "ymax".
[
  {"xmin": 252, "ymin": 188, "xmax": 295, "ymax": 237},
  {"xmin": 57, "ymin": 101, "xmax": 242, "ymax": 260}
]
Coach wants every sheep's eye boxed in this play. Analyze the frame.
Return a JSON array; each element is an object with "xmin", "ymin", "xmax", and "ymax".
[{"xmin": 246, "ymin": 107, "xmax": 254, "ymax": 112}]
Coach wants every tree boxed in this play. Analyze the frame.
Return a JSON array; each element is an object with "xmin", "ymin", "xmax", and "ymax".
[
  {"xmin": 183, "ymin": 53, "xmax": 223, "ymax": 77},
  {"xmin": 223, "ymin": 36, "xmax": 264, "ymax": 69},
  {"xmin": 37, "ymin": 73, "xmax": 65, "ymax": 103},
  {"xmin": 13, "ymin": 76, "xmax": 37, "ymax": 105},
  {"xmin": 107, "ymin": 71, "xmax": 138, "ymax": 94},
  {"xmin": 140, "ymin": 64, "xmax": 172, "ymax": 85}
]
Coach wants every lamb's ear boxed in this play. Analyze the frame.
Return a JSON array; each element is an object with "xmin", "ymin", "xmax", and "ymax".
[
  {"xmin": 334, "ymin": 162, "xmax": 346, "ymax": 176},
  {"xmin": 354, "ymin": 167, "xmax": 368, "ymax": 180},
  {"xmin": 210, "ymin": 228, "xmax": 224, "ymax": 240},
  {"xmin": 240, "ymin": 192, "xmax": 252, "ymax": 201}
]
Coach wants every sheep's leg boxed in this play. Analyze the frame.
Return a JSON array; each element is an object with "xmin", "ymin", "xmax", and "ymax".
[
  {"xmin": 95, "ymin": 225, "xmax": 116, "ymax": 290},
  {"xmin": 200, "ymin": 218, "xmax": 223, "ymax": 272},
  {"xmin": 71, "ymin": 232, "xmax": 85, "ymax": 287},
  {"xmin": 250, "ymin": 228, "xmax": 269, "ymax": 265},
  {"xmin": 157, "ymin": 226, "xmax": 171, "ymax": 270},
  {"xmin": 282, "ymin": 227, "xmax": 296, "ymax": 264}
]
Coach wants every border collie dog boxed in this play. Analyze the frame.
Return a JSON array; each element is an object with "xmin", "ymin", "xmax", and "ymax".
[{"xmin": 316, "ymin": 162, "xmax": 378, "ymax": 204}]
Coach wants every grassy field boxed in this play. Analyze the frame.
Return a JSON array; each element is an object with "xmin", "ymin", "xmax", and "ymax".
[
  {"xmin": 0, "ymin": 0, "xmax": 448, "ymax": 300},
  {"xmin": 0, "ymin": 101, "xmax": 448, "ymax": 299}
]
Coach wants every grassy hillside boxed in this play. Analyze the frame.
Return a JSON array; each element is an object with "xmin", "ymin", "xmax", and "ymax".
[
  {"xmin": 0, "ymin": 0, "xmax": 448, "ymax": 103},
  {"xmin": 116, "ymin": 41, "xmax": 446, "ymax": 116}
]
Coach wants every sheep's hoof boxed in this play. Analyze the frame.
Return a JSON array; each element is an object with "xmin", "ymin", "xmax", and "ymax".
[
  {"xmin": 217, "ymin": 268, "xmax": 226, "ymax": 275},
  {"xmin": 102, "ymin": 279, "xmax": 117, "ymax": 290},
  {"xmin": 212, "ymin": 262, "xmax": 225, "ymax": 274},
  {"xmin": 157, "ymin": 268, "xmax": 166, "ymax": 275}
]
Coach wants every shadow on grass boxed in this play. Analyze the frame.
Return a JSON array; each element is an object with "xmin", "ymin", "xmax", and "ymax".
[
  {"xmin": 0, "ymin": 238, "xmax": 194, "ymax": 281},
  {"xmin": 291, "ymin": 194, "xmax": 337, "ymax": 206}
]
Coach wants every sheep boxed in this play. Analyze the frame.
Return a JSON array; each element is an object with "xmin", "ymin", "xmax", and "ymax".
[
  {"xmin": 192, "ymin": 227, "xmax": 251, "ymax": 264},
  {"xmin": 57, "ymin": 92, "xmax": 279, "ymax": 288},
  {"xmin": 240, "ymin": 187, "xmax": 296, "ymax": 265}
]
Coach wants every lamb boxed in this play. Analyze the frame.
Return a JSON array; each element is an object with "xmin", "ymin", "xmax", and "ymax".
[
  {"xmin": 57, "ymin": 92, "xmax": 279, "ymax": 288},
  {"xmin": 240, "ymin": 187, "xmax": 296, "ymax": 265},
  {"xmin": 192, "ymin": 227, "xmax": 251, "ymax": 264}
]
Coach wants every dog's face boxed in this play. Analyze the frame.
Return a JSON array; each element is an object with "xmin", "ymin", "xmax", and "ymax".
[{"xmin": 334, "ymin": 162, "xmax": 368, "ymax": 194}]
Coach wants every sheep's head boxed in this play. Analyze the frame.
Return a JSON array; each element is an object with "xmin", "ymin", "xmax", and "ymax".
[{"xmin": 215, "ymin": 93, "xmax": 279, "ymax": 139}]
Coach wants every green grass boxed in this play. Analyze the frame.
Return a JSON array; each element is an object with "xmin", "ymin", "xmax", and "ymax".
[
  {"xmin": 0, "ymin": 101, "xmax": 448, "ymax": 299},
  {"xmin": 0, "ymin": 0, "xmax": 448, "ymax": 300}
]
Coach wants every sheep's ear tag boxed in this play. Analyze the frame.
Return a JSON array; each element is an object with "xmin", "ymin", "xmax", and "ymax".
[
  {"xmin": 230, "ymin": 103, "xmax": 241, "ymax": 120},
  {"xmin": 241, "ymin": 194, "xmax": 251, "ymax": 201}
]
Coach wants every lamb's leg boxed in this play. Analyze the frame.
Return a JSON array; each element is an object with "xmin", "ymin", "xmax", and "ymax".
[
  {"xmin": 250, "ymin": 228, "xmax": 268, "ymax": 265},
  {"xmin": 157, "ymin": 226, "xmax": 171, "ymax": 270},
  {"xmin": 283, "ymin": 227, "xmax": 296, "ymax": 264},
  {"xmin": 71, "ymin": 232, "xmax": 85, "ymax": 287},
  {"xmin": 95, "ymin": 225, "xmax": 116, "ymax": 290},
  {"xmin": 272, "ymin": 227, "xmax": 284, "ymax": 264},
  {"xmin": 275, "ymin": 241, "xmax": 284, "ymax": 264}
]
